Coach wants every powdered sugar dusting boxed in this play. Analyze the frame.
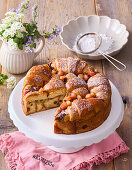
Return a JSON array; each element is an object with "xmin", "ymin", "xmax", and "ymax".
[
  {"xmin": 88, "ymin": 77, "xmax": 108, "ymax": 87},
  {"xmin": 66, "ymin": 76, "xmax": 87, "ymax": 91},
  {"xmin": 73, "ymin": 33, "xmax": 115, "ymax": 55},
  {"xmin": 73, "ymin": 99, "xmax": 93, "ymax": 114},
  {"xmin": 66, "ymin": 73, "xmax": 76, "ymax": 80},
  {"xmin": 77, "ymin": 34, "xmax": 96, "ymax": 53},
  {"xmin": 53, "ymin": 79, "xmax": 65, "ymax": 88},
  {"xmin": 68, "ymin": 57, "xmax": 79, "ymax": 73},
  {"xmin": 56, "ymin": 58, "xmax": 68, "ymax": 72},
  {"xmin": 29, "ymin": 65, "xmax": 51, "ymax": 78},
  {"xmin": 91, "ymin": 84, "xmax": 111, "ymax": 101},
  {"xmin": 72, "ymin": 87, "xmax": 89, "ymax": 98},
  {"xmin": 32, "ymin": 75, "xmax": 43, "ymax": 84},
  {"xmin": 88, "ymin": 74, "xmax": 109, "ymax": 88},
  {"xmin": 44, "ymin": 76, "xmax": 65, "ymax": 90},
  {"xmin": 77, "ymin": 61, "xmax": 87, "ymax": 73},
  {"xmin": 92, "ymin": 34, "xmax": 115, "ymax": 55}
]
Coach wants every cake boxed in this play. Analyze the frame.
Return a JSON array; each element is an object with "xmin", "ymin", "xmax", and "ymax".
[{"xmin": 22, "ymin": 57, "xmax": 111, "ymax": 134}]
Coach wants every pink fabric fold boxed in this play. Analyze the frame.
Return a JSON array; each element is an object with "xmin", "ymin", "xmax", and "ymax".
[{"xmin": 0, "ymin": 131, "xmax": 129, "ymax": 170}]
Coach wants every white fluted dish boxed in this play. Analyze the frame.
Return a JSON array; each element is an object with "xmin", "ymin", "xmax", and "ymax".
[
  {"xmin": 60, "ymin": 15, "xmax": 129, "ymax": 60},
  {"xmin": 8, "ymin": 77, "xmax": 124, "ymax": 153}
]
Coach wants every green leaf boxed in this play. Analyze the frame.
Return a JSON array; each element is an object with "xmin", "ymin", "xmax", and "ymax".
[
  {"xmin": 13, "ymin": 37, "xmax": 20, "ymax": 44},
  {"xmin": 34, "ymin": 30, "xmax": 41, "ymax": 38},
  {"xmin": 6, "ymin": 26, "xmax": 11, "ymax": 29},
  {"xmin": 22, "ymin": 37, "xmax": 28, "ymax": 44},
  {"xmin": 23, "ymin": 23, "xmax": 28, "ymax": 27},
  {"xmin": 18, "ymin": 44, "xmax": 23, "ymax": 50},
  {"xmin": 0, "ymin": 74, "xmax": 8, "ymax": 85},
  {"xmin": 0, "ymin": 79, "xmax": 4, "ymax": 84},
  {"xmin": 33, "ymin": 43, "xmax": 36, "ymax": 48},
  {"xmin": 0, "ymin": 30, "xmax": 5, "ymax": 36},
  {"xmin": 7, "ymin": 35, "xmax": 11, "ymax": 39},
  {"xmin": 3, "ymin": 75, "xmax": 8, "ymax": 79},
  {"xmin": 44, "ymin": 34, "xmax": 50, "ymax": 38},
  {"xmin": 26, "ymin": 24, "xmax": 35, "ymax": 34},
  {"xmin": 21, "ymin": 31, "xmax": 27, "ymax": 36},
  {"xmin": 0, "ymin": 74, "xmax": 4, "ymax": 77},
  {"xmin": 32, "ymin": 24, "xmax": 37, "ymax": 29},
  {"xmin": 26, "ymin": 24, "xmax": 31, "ymax": 33}
]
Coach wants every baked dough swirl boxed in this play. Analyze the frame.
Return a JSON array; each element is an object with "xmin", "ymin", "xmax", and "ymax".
[{"xmin": 22, "ymin": 57, "xmax": 111, "ymax": 134}]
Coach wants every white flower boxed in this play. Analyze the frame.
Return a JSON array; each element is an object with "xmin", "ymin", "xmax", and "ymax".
[
  {"xmin": 5, "ymin": 11, "xmax": 24, "ymax": 22},
  {"xmin": 10, "ymin": 30, "xmax": 16, "ymax": 37},
  {"xmin": 0, "ymin": 36, "xmax": 4, "ymax": 41},
  {"xmin": 0, "ymin": 24, "xmax": 8, "ymax": 31},
  {"xmin": 6, "ymin": 76, "xmax": 17, "ymax": 89},
  {"xmin": 11, "ymin": 21, "xmax": 23, "ymax": 31},
  {"xmin": 5, "ymin": 11, "xmax": 17, "ymax": 17},
  {"xmin": 25, "ymin": 45, "xmax": 30, "ymax": 52},
  {"xmin": 17, "ymin": 13, "xmax": 24, "ymax": 20},
  {"xmin": 16, "ymin": 30, "xmax": 23, "ymax": 38},
  {"xmin": 0, "ymin": 26, "xmax": 3, "ymax": 32},
  {"xmin": 2, "ymin": 28, "xmax": 16, "ymax": 38},
  {"xmin": 2, "ymin": 16, "xmax": 15, "ymax": 25},
  {"xmin": 8, "ymin": 39, "xmax": 18, "ymax": 50},
  {"xmin": 3, "ymin": 29, "xmax": 10, "ymax": 38}
]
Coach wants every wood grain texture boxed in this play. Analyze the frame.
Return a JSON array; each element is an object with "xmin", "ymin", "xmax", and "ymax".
[
  {"xmin": 0, "ymin": 0, "xmax": 7, "ymax": 48},
  {"xmin": 0, "ymin": 152, "xmax": 9, "ymax": 170},
  {"xmin": 0, "ymin": 64, "xmax": 2, "ymax": 73},
  {"xmin": 0, "ymin": 0, "xmax": 7, "ymax": 19},
  {"xmin": 96, "ymin": 0, "xmax": 132, "ymax": 170}
]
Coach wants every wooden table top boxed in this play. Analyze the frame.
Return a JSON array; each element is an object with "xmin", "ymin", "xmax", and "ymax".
[{"xmin": 0, "ymin": 0, "xmax": 131, "ymax": 169}]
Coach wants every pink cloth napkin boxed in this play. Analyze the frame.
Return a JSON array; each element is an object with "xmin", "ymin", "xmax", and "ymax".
[{"xmin": 0, "ymin": 131, "xmax": 129, "ymax": 170}]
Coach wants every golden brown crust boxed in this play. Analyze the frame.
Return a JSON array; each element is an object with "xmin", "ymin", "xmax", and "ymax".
[
  {"xmin": 24, "ymin": 64, "xmax": 51, "ymax": 88},
  {"xmin": 72, "ymin": 87, "xmax": 89, "ymax": 98},
  {"xmin": 22, "ymin": 57, "xmax": 111, "ymax": 134},
  {"xmin": 54, "ymin": 102, "xmax": 111, "ymax": 134},
  {"xmin": 88, "ymin": 73, "xmax": 111, "ymax": 106},
  {"xmin": 88, "ymin": 73, "xmax": 109, "ymax": 89},
  {"xmin": 75, "ymin": 102, "xmax": 111, "ymax": 134},
  {"xmin": 44, "ymin": 76, "xmax": 65, "ymax": 92},
  {"xmin": 68, "ymin": 57, "xmax": 79, "ymax": 73},
  {"xmin": 66, "ymin": 76, "xmax": 87, "ymax": 92},
  {"xmin": 83, "ymin": 64, "xmax": 95, "ymax": 74},
  {"xmin": 24, "ymin": 74, "xmax": 44, "ymax": 87},
  {"xmin": 66, "ymin": 73, "xmax": 76, "ymax": 80},
  {"xmin": 55, "ymin": 58, "xmax": 68, "ymax": 72},
  {"xmin": 72, "ymin": 98, "xmax": 104, "ymax": 119},
  {"xmin": 27, "ymin": 64, "xmax": 51, "ymax": 78},
  {"xmin": 76, "ymin": 60, "xmax": 86, "ymax": 74}
]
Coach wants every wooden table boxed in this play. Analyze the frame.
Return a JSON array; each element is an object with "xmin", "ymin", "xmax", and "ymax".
[{"xmin": 0, "ymin": 0, "xmax": 131, "ymax": 169}]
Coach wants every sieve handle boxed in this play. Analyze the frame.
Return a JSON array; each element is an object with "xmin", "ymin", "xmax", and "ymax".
[{"xmin": 98, "ymin": 50, "xmax": 126, "ymax": 71}]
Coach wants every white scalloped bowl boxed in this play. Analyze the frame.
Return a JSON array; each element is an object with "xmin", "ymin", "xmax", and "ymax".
[{"xmin": 60, "ymin": 15, "xmax": 129, "ymax": 60}]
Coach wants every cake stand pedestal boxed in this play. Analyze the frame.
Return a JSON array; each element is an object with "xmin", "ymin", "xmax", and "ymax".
[
  {"xmin": 8, "ymin": 78, "xmax": 124, "ymax": 153},
  {"xmin": 48, "ymin": 146, "xmax": 85, "ymax": 153}
]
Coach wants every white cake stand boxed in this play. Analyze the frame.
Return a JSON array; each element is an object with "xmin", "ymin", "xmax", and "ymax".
[{"xmin": 8, "ymin": 78, "xmax": 124, "ymax": 153}]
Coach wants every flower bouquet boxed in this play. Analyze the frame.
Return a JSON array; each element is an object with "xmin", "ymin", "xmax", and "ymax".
[{"xmin": 0, "ymin": 0, "xmax": 61, "ymax": 74}]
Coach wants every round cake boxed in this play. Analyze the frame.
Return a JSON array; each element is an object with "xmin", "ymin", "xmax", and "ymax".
[{"xmin": 22, "ymin": 57, "xmax": 111, "ymax": 134}]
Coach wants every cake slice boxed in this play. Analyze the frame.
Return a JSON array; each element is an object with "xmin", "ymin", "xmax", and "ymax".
[{"xmin": 22, "ymin": 67, "xmax": 66, "ymax": 115}]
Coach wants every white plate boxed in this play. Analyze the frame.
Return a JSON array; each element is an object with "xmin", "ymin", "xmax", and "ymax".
[
  {"xmin": 60, "ymin": 15, "xmax": 129, "ymax": 60},
  {"xmin": 8, "ymin": 78, "xmax": 124, "ymax": 150}
]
